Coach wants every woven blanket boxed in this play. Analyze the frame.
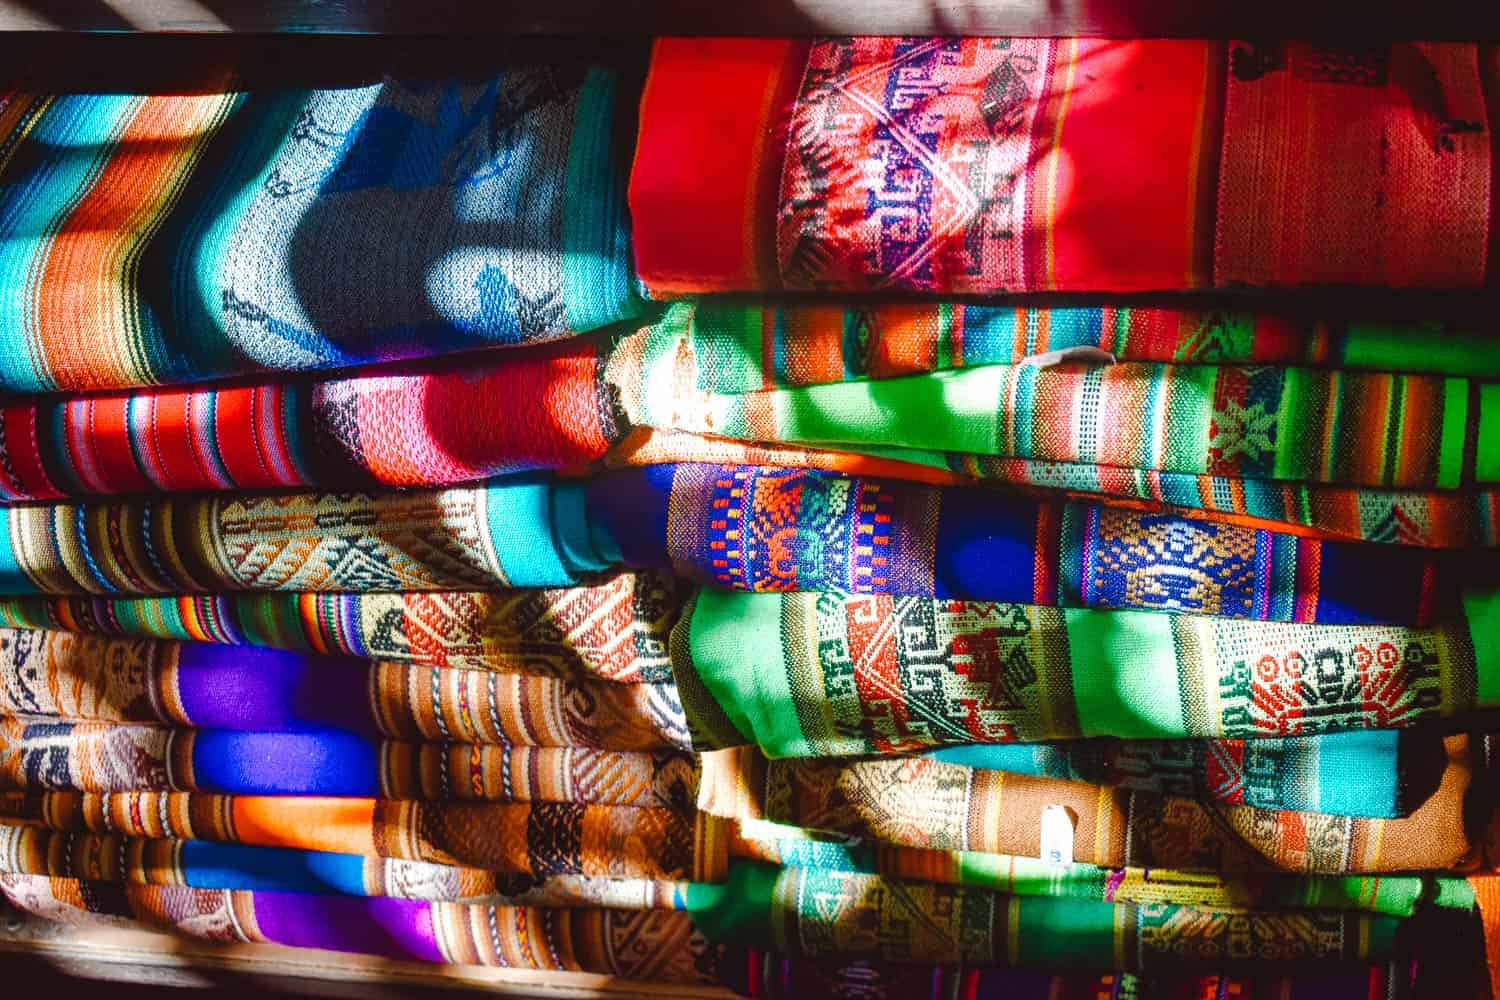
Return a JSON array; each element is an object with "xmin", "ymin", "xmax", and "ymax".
[
  {"xmin": 0, "ymin": 790, "xmax": 724, "ymax": 881},
  {"xmin": 0, "ymin": 824, "xmax": 694, "ymax": 909},
  {"xmin": 0, "ymin": 873, "xmax": 723, "ymax": 982},
  {"xmin": 731, "ymin": 819, "xmax": 1444, "ymax": 917},
  {"xmin": 745, "ymin": 958, "xmax": 1397, "ymax": 1000},
  {"xmin": 0, "ymin": 475, "xmax": 610, "ymax": 595},
  {"xmin": 0, "ymin": 630, "xmax": 690, "ymax": 748},
  {"xmin": 627, "ymin": 301, "xmax": 1500, "ymax": 387},
  {"xmin": 610, "ymin": 427, "xmax": 1500, "ymax": 550},
  {"xmin": 0, "ymin": 815, "xmax": 1452, "ymax": 923},
  {"xmin": 0, "ymin": 66, "xmax": 639, "ymax": 394},
  {"xmin": 0, "ymin": 719, "xmax": 695, "ymax": 802},
  {"xmin": 0, "ymin": 572, "xmax": 683, "ymax": 682},
  {"xmin": 608, "ymin": 341, "xmax": 1500, "ymax": 492},
  {"xmin": 632, "ymin": 39, "xmax": 1490, "ymax": 294},
  {"xmin": 672, "ymin": 590, "xmax": 1498, "ymax": 754},
  {"xmin": 1217, "ymin": 42, "xmax": 1489, "ymax": 288},
  {"xmin": 693, "ymin": 740, "xmax": 1478, "ymax": 874},
  {"xmin": 924, "ymin": 730, "xmax": 1422, "ymax": 818},
  {"xmin": 0, "ymin": 342, "xmax": 615, "ymax": 502},
  {"xmin": 949, "ymin": 453, "xmax": 1500, "ymax": 549},
  {"xmin": 632, "ymin": 39, "xmax": 1222, "ymax": 294},
  {"xmin": 596, "ymin": 464, "xmax": 1446, "ymax": 625},
  {"xmin": 688, "ymin": 864, "xmax": 1398, "ymax": 969}
]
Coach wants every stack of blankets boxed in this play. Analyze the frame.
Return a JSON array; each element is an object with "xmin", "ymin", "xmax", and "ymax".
[{"xmin": 2, "ymin": 35, "xmax": 1499, "ymax": 999}]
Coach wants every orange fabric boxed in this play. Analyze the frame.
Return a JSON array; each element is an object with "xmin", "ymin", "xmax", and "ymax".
[{"xmin": 231, "ymin": 795, "xmax": 377, "ymax": 855}]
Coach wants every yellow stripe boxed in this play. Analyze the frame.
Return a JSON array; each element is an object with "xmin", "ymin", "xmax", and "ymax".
[
  {"xmin": 1094, "ymin": 786, "xmax": 1113, "ymax": 866},
  {"xmin": 1368, "ymin": 816, "xmax": 1386, "ymax": 870}
]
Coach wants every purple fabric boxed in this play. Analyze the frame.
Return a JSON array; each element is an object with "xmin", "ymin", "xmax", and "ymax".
[
  {"xmin": 175, "ymin": 644, "xmax": 377, "ymax": 735},
  {"xmin": 250, "ymin": 891, "xmax": 443, "ymax": 962}
]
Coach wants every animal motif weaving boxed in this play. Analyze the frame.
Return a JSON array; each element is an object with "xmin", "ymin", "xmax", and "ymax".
[
  {"xmin": 697, "ymin": 738, "xmax": 1480, "ymax": 874},
  {"xmin": 0, "ymin": 718, "xmax": 697, "ymax": 803},
  {"xmin": 594, "ymin": 463, "xmax": 1447, "ymax": 624},
  {"xmin": 609, "ymin": 353, "xmax": 1493, "ymax": 491},
  {"xmin": 672, "ymin": 589, "xmax": 1493, "ymax": 755},
  {"xmin": 0, "ymin": 572, "xmax": 684, "ymax": 683},
  {"xmin": 0, "ymin": 824, "xmax": 696, "ymax": 909},
  {"xmin": 688, "ymin": 864, "xmax": 1397, "ymax": 968},
  {"xmin": 0, "ymin": 629, "xmax": 691, "ymax": 749},
  {"xmin": 0, "ymin": 476, "xmax": 611, "ymax": 595},
  {"xmin": 0, "ymin": 64, "xmax": 639, "ymax": 393},
  {"xmin": 631, "ymin": 39, "xmax": 1221, "ymax": 293},
  {"xmin": 632, "ymin": 38, "xmax": 1496, "ymax": 295},
  {"xmin": 0, "ymin": 790, "xmax": 722, "ymax": 881},
  {"xmin": 925, "ymin": 728, "xmax": 1424, "ymax": 818}
]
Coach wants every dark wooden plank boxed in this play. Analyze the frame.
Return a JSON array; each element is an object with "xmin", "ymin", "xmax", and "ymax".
[{"xmin": 6, "ymin": 0, "xmax": 1500, "ymax": 38}]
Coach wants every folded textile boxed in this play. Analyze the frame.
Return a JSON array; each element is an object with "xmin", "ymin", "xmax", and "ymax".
[
  {"xmin": 0, "ymin": 630, "xmax": 690, "ymax": 748},
  {"xmin": 624, "ymin": 300, "xmax": 1500, "ymax": 386},
  {"xmin": 1217, "ymin": 42, "xmax": 1489, "ymax": 288},
  {"xmin": 0, "ymin": 572, "xmax": 683, "ymax": 682},
  {"xmin": 924, "ymin": 730, "xmax": 1426, "ymax": 818},
  {"xmin": 631, "ymin": 39, "xmax": 1489, "ymax": 294},
  {"xmin": 947, "ymin": 453, "xmax": 1500, "ymax": 549},
  {"xmin": 595, "ymin": 464, "xmax": 1448, "ymax": 625},
  {"xmin": 0, "ymin": 719, "xmax": 696, "ymax": 802},
  {"xmin": 0, "ymin": 64, "xmax": 639, "ymax": 394},
  {"xmin": 743, "ymin": 957, "xmax": 1400, "ymax": 1000},
  {"xmin": 694, "ymin": 739, "xmax": 1479, "ymax": 874},
  {"xmin": 689, "ymin": 864, "xmax": 1399, "ymax": 968},
  {"xmin": 0, "ymin": 474, "xmax": 613, "ymax": 595},
  {"xmin": 0, "ymin": 824, "xmax": 695, "ymax": 908},
  {"xmin": 631, "ymin": 38, "xmax": 1223, "ymax": 294},
  {"xmin": 610, "ymin": 427, "xmax": 1500, "ymax": 551},
  {"xmin": 0, "ymin": 790, "xmax": 725, "ymax": 880},
  {"xmin": 609, "ymin": 347, "xmax": 1499, "ymax": 492},
  {"xmin": 5, "ymin": 817, "xmax": 1436, "ymax": 925},
  {"xmin": 0, "ymin": 873, "xmax": 722, "ymax": 982},
  {"xmin": 0, "ymin": 342, "xmax": 616, "ymax": 502},
  {"xmin": 731, "ymin": 818, "xmax": 1447, "ymax": 917},
  {"xmin": 672, "ymin": 590, "xmax": 1498, "ymax": 754}
]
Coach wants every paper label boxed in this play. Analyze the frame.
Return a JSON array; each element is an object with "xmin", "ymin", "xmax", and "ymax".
[{"xmin": 1039, "ymin": 804, "xmax": 1075, "ymax": 866}]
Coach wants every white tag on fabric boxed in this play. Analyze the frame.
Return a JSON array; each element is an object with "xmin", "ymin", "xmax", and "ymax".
[
  {"xmin": 1018, "ymin": 346, "xmax": 1117, "ymax": 368},
  {"xmin": 1039, "ymin": 804, "xmax": 1076, "ymax": 866}
]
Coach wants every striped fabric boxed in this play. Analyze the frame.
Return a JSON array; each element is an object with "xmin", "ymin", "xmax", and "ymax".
[
  {"xmin": 0, "ymin": 63, "xmax": 638, "ymax": 393},
  {"xmin": 0, "ymin": 572, "xmax": 684, "ymax": 682},
  {"xmin": 672, "ymin": 589, "xmax": 1497, "ymax": 755},
  {"xmin": 0, "ymin": 342, "xmax": 615, "ymax": 501},
  {"xmin": 0, "ymin": 475, "xmax": 612, "ymax": 595},
  {"xmin": 0, "ymin": 872, "xmax": 724, "ymax": 982},
  {"xmin": 632, "ymin": 300, "xmax": 1500, "ymax": 389},
  {"xmin": 631, "ymin": 39, "xmax": 1493, "ymax": 294},
  {"xmin": 609, "ymin": 347, "xmax": 1493, "ymax": 491}
]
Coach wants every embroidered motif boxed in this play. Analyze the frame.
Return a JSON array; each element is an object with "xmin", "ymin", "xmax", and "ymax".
[
  {"xmin": 1085, "ymin": 508, "xmax": 1261, "ymax": 617},
  {"xmin": 779, "ymin": 38, "xmax": 1052, "ymax": 292}
]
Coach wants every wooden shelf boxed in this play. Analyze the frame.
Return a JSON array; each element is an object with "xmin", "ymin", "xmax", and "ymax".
[{"xmin": 0, "ymin": 905, "xmax": 738, "ymax": 999}]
